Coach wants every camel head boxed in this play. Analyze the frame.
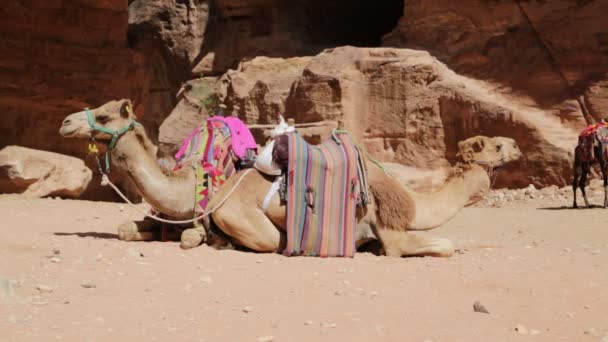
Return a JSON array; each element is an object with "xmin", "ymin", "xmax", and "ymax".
[
  {"xmin": 457, "ymin": 136, "xmax": 522, "ymax": 169},
  {"xmin": 59, "ymin": 99, "xmax": 137, "ymax": 142}
]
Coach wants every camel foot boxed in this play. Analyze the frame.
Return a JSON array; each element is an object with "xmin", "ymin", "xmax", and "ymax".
[
  {"xmin": 117, "ymin": 221, "xmax": 155, "ymax": 241},
  {"xmin": 180, "ymin": 227, "xmax": 206, "ymax": 249}
]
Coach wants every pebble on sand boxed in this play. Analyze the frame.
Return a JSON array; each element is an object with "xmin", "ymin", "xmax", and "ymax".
[
  {"xmin": 473, "ymin": 301, "xmax": 490, "ymax": 314},
  {"xmin": 36, "ymin": 284, "xmax": 53, "ymax": 293},
  {"xmin": 81, "ymin": 281, "xmax": 96, "ymax": 289}
]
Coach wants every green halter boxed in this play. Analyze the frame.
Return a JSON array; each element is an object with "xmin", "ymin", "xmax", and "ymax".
[{"xmin": 85, "ymin": 108, "xmax": 141, "ymax": 173}]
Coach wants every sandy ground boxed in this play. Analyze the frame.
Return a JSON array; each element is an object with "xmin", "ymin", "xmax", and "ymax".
[{"xmin": 1, "ymin": 193, "xmax": 608, "ymax": 342}]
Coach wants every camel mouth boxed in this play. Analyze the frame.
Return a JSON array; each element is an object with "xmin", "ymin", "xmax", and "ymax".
[
  {"xmin": 59, "ymin": 126, "xmax": 78, "ymax": 137},
  {"xmin": 59, "ymin": 126, "xmax": 90, "ymax": 138}
]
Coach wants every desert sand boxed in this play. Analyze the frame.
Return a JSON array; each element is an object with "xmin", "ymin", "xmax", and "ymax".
[{"xmin": 1, "ymin": 193, "xmax": 607, "ymax": 342}]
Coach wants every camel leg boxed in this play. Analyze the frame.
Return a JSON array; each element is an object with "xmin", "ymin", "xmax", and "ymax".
[
  {"xmin": 180, "ymin": 222, "xmax": 206, "ymax": 249},
  {"xmin": 375, "ymin": 228, "xmax": 454, "ymax": 258},
  {"xmin": 212, "ymin": 199, "xmax": 284, "ymax": 253},
  {"xmin": 118, "ymin": 217, "xmax": 158, "ymax": 241},
  {"xmin": 600, "ymin": 159, "xmax": 608, "ymax": 208},
  {"xmin": 572, "ymin": 162, "xmax": 580, "ymax": 208},
  {"xmin": 579, "ymin": 165, "xmax": 591, "ymax": 208}
]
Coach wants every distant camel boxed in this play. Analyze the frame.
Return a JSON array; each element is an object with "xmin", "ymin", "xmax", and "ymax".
[{"xmin": 572, "ymin": 122, "xmax": 608, "ymax": 208}]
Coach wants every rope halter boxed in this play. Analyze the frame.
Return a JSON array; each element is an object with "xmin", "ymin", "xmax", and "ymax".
[{"xmin": 85, "ymin": 107, "xmax": 141, "ymax": 173}]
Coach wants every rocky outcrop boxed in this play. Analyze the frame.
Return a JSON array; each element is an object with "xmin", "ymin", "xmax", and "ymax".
[
  {"xmin": 384, "ymin": 0, "xmax": 608, "ymax": 124},
  {"xmin": 195, "ymin": 47, "xmax": 577, "ymax": 187},
  {"xmin": 0, "ymin": 146, "xmax": 92, "ymax": 198},
  {"xmin": 194, "ymin": 0, "xmax": 403, "ymax": 75},
  {"xmin": 3, "ymin": 0, "xmax": 607, "ymax": 195},
  {"xmin": 127, "ymin": 0, "xmax": 212, "ymax": 143}
]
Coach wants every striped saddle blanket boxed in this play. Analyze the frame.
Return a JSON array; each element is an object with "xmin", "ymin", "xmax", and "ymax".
[
  {"xmin": 281, "ymin": 131, "xmax": 369, "ymax": 257},
  {"xmin": 173, "ymin": 118, "xmax": 256, "ymax": 213}
]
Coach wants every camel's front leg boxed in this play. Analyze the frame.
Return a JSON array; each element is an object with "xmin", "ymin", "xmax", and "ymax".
[
  {"xmin": 117, "ymin": 217, "xmax": 159, "ymax": 241},
  {"xmin": 375, "ymin": 228, "xmax": 454, "ymax": 258},
  {"xmin": 579, "ymin": 165, "xmax": 591, "ymax": 208},
  {"xmin": 600, "ymin": 160, "xmax": 608, "ymax": 208},
  {"xmin": 572, "ymin": 164, "xmax": 580, "ymax": 208}
]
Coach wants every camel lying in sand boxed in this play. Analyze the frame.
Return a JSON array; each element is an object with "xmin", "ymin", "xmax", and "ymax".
[{"xmin": 59, "ymin": 99, "xmax": 521, "ymax": 257}]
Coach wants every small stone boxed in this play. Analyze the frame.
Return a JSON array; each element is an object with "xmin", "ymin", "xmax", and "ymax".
[
  {"xmin": 126, "ymin": 248, "xmax": 144, "ymax": 259},
  {"xmin": 242, "ymin": 306, "xmax": 254, "ymax": 313},
  {"xmin": 119, "ymin": 205, "xmax": 125, "ymax": 212},
  {"xmin": 200, "ymin": 277, "xmax": 212, "ymax": 284},
  {"xmin": 473, "ymin": 301, "xmax": 489, "ymax": 314},
  {"xmin": 257, "ymin": 336, "xmax": 274, "ymax": 342},
  {"xmin": 515, "ymin": 324, "xmax": 528, "ymax": 334},
  {"xmin": 369, "ymin": 291, "xmax": 379, "ymax": 297},
  {"xmin": 563, "ymin": 248, "xmax": 572, "ymax": 253},
  {"xmin": 94, "ymin": 254, "xmax": 103, "ymax": 261},
  {"xmin": 584, "ymin": 328, "xmax": 598, "ymax": 336},
  {"xmin": 52, "ymin": 248, "xmax": 60, "ymax": 255},
  {"xmin": 321, "ymin": 322, "xmax": 337, "ymax": 328},
  {"xmin": 342, "ymin": 280, "xmax": 351, "ymax": 286},
  {"xmin": 334, "ymin": 290, "xmax": 345, "ymax": 296},
  {"xmin": 50, "ymin": 257, "xmax": 61, "ymax": 263},
  {"xmin": 36, "ymin": 284, "xmax": 53, "ymax": 293},
  {"xmin": 81, "ymin": 281, "xmax": 96, "ymax": 289},
  {"xmin": 565, "ymin": 312, "xmax": 574, "ymax": 318},
  {"xmin": 304, "ymin": 320, "xmax": 314, "ymax": 326},
  {"xmin": 255, "ymin": 259, "xmax": 263, "ymax": 264}
]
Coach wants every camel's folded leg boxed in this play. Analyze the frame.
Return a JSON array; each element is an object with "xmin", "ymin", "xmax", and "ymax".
[
  {"xmin": 212, "ymin": 203, "xmax": 284, "ymax": 253},
  {"xmin": 117, "ymin": 217, "xmax": 158, "ymax": 241},
  {"xmin": 375, "ymin": 229, "xmax": 454, "ymax": 257}
]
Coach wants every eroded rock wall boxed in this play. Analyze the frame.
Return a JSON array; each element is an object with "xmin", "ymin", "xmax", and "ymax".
[{"xmin": 384, "ymin": 0, "xmax": 608, "ymax": 123}]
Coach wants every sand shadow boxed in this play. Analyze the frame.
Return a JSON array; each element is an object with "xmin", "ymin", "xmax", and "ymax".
[
  {"xmin": 53, "ymin": 232, "xmax": 119, "ymax": 239},
  {"xmin": 537, "ymin": 204, "xmax": 604, "ymax": 210}
]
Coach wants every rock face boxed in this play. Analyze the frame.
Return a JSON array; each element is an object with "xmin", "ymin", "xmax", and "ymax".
[
  {"xmin": 0, "ymin": 1, "xmax": 149, "ymax": 158},
  {"xmin": 2, "ymin": 1, "xmax": 607, "ymax": 196},
  {"xmin": 199, "ymin": 47, "xmax": 575, "ymax": 187},
  {"xmin": 195, "ymin": 0, "xmax": 403, "ymax": 75},
  {"xmin": 384, "ymin": 0, "xmax": 608, "ymax": 123},
  {"xmin": 0, "ymin": 146, "xmax": 92, "ymax": 198},
  {"xmin": 0, "ymin": 1, "xmax": 149, "ymax": 199}
]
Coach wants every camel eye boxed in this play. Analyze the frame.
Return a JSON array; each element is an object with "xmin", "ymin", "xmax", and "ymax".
[
  {"xmin": 496, "ymin": 144, "xmax": 502, "ymax": 152},
  {"xmin": 97, "ymin": 115, "xmax": 110, "ymax": 124}
]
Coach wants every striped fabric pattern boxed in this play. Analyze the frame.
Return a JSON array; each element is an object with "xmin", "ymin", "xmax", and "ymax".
[{"xmin": 284, "ymin": 132, "xmax": 363, "ymax": 257}]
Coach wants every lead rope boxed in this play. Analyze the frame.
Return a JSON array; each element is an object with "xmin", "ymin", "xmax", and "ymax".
[{"xmin": 99, "ymin": 169, "xmax": 252, "ymax": 224}]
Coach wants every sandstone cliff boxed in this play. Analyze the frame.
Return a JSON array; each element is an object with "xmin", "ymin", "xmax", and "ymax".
[{"xmin": 1, "ymin": 0, "xmax": 607, "ymax": 198}]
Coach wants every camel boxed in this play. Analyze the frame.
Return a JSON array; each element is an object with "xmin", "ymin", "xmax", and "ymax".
[
  {"xmin": 204, "ymin": 134, "xmax": 521, "ymax": 257},
  {"xmin": 59, "ymin": 99, "xmax": 522, "ymax": 257},
  {"xmin": 572, "ymin": 123, "xmax": 608, "ymax": 208}
]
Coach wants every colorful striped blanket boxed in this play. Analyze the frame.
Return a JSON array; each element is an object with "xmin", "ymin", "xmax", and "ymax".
[
  {"xmin": 283, "ymin": 131, "xmax": 369, "ymax": 257},
  {"xmin": 576, "ymin": 123, "xmax": 608, "ymax": 162},
  {"xmin": 174, "ymin": 119, "xmax": 247, "ymax": 213}
]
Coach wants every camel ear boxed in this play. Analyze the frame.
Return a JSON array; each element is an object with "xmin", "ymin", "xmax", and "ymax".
[
  {"xmin": 119, "ymin": 99, "xmax": 133, "ymax": 118},
  {"xmin": 278, "ymin": 114, "xmax": 286, "ymax": 125}
]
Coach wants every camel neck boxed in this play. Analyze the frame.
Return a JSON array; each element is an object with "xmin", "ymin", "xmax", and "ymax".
[
  {"xmin": 406, "ymin": 164, "xmax": 490, "ymax": 230},
  {"xmin": 111, "ymin": 130, "xmax": 195, "ymax": 218}
]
